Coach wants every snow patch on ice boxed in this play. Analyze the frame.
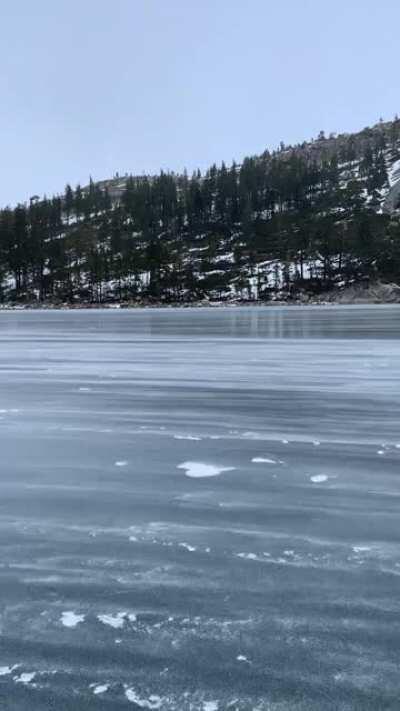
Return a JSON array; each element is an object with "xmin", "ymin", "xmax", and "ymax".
[
  {"xmin": 0, "ymin": 665, "xmax": 18, "ymax": 676},
  {"xmin": 310, "ymin": 475, "xmax": 329, "ymax": 483},
  {"xmin": 60, "ymin": 611, "xmax": 85, "ymax": 628},
  {"xmin": 14, "ymin": 672, "xmax": 36, "ymax": 685},
  {"xmin": 98, "ymin": 612, "xmax": 136, "ymax": 628},
  {"xmin": 115, "ymin": 460, "xmax": 128, "ymax": 467},
  {"xmin": 237, "ymin": 552, "xmax": 258, "ymax": 561},
  {"xmin": 177, "ymin": 461, "xmax": 235, "ymax": 478},
  {"xmin": 125, "ymin": 688, "xmax": 162, "ymax": 708},
  {"xmin": 251, "ymin": 457, "xmax": 277, "ymax": 464},
  {"xmin": 98, "ymin": 613, "xmax": 126, "ymax": 629},
  {"xmin": 90, "ymin": 683, "xmax": 109, "ymax": 695},
  {"xmin": 174, "ymin": 435, "xmax": 201, "ymax": 441}
]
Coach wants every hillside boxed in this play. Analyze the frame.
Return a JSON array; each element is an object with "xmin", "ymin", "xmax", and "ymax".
[{"xmin": 1, "ymin": 116, "xmax": 400, "ymax": 305}]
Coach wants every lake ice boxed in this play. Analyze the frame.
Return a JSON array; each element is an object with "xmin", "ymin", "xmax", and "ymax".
[{"xmin": 0, "ymin": 305, "xmax": 399, "ymax": 710}]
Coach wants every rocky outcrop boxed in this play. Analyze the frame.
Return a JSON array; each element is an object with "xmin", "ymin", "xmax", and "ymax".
[
  {"xmin": 382, "ymin": 178, "xmax": 400, "ymax": 213},
  {"xmin": 314, "ymin": 281, "xmax": 400, "ymax": 304}
]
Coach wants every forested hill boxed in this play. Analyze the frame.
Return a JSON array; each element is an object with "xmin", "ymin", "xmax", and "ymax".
[{"xmin": 2, "ymin": 117, "xmax": 400, "ymax": 304}]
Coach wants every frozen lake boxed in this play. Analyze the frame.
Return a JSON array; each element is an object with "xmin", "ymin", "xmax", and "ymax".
[{"xmin": 0, "ymin": 305, "xmax": 399, "ymax": 710}]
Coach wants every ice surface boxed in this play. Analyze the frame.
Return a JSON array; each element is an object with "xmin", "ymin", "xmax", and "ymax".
[{"xmin": 1, "ymin": 306, "xmax": 400, "ymax": 709}]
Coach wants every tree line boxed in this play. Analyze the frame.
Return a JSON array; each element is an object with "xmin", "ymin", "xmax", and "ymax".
[{"xmin": 1, "ymin": 118, "xmax": 400, "ymax": 303}]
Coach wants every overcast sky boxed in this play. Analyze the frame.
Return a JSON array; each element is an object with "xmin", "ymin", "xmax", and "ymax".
[{"xmin": 0, "ymin": 0, "xmax": 398, "ymax": 205}]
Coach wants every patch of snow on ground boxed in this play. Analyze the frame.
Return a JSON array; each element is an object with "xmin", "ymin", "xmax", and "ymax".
[
  {"xmin": 115, "ymin": 460, "xmax": 128, "ymax": 467},
  {"xmin": 310, "ymin": 475, "xmax": 329, "ymax": 483}
]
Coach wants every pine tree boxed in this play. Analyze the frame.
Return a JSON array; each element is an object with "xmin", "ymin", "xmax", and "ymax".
[{"xmin": 64, "ymin": 184, "xmax": 74, "ymax": 224}]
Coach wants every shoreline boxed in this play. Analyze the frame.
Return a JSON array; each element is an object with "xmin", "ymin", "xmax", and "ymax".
[
  {"xmin": 0, "ymin": 299, "xmax": 399, "ymax": 312},
  {"xmin": 3, "ymin": 281, "xmax": 399, "ymax": 311}
]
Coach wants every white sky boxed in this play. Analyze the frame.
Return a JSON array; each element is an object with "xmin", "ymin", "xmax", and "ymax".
[{"xmin": 0, "ymin": 0, "xmax": 398, "ymax": 205}]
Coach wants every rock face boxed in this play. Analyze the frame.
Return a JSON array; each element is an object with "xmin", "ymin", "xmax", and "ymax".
[
  {"xmin": 383, "ymin": 177, "xmax": 400, "ymax": 213},
  {"xmin": 316, "ymin": 282, "xmax": 400, "ymax": 304}
]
